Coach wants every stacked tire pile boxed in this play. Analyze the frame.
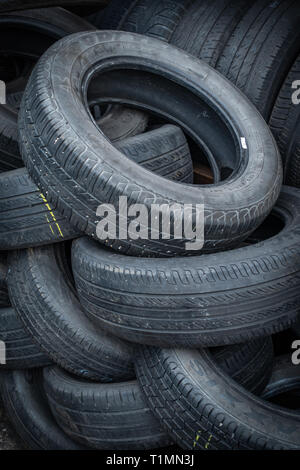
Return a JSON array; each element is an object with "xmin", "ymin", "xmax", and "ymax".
[{"xmin": 0, "ymin": 0, "xmax": 300, "ymax": 451}]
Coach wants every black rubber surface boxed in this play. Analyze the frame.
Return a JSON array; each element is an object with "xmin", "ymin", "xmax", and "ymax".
[
  {"xmin": 0, "ymin": 369, "xmax": 85, "ymax": 449},
  {"xmin": 7, "ymin": 243, "xmax": 135, "ymax": 382},
  {"xmin": 262, "ymin": 355, "xmax": 300, "ymax": 400},
  {"xmin": 0, "ymin": 106, "xmax": 21, "ymax": 172},
  {"xmin": 135, "ymin": 346, "xmax": 300, "ymax": 449},
  {"xmin": 270, "ymin": 52, "xmax": 300, "ymax": 188},
  {"xmin": 0, "ymin": 307, "xmax": 52, "ymax": 369},
  {"xmin": 72, "ymin": 186, "xmax": 300, "ymax": 348},
  {"xmin": 0, "ymin": 254, "xmax": 9, "ymax": 308}
]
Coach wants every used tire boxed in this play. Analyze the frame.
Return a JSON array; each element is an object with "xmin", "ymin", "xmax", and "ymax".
[
  {"xmin": 0, "ymin": 307, "xmax": 52, "ymax": 369},
  {"xmin": 19, "ymin": 30, "xmax": 282, "ymax": 256},
  {"xmin": 0, "ymin": 254, "xmax": 9, "ymax": 308},
  {"xmin": 0, "ymin": 369, "xmax": 85, "ymax": 449},
  {"xmin": 270, "ymin": 53, "xmax": 300, "ymax": 188},
  {"xmin": 215, "ymin": 0, "xmax": 300, "ymax": 120},
  {"xmin": 262, "ymin": 355, "xmax": 300, "ymax": 400},
  {"xmin": 43, "ymin": 366, "xmax": 172, "ymax": 450},
  {"xmin": 0, "ymin": 125, "xmax": 192, "ymax": 250},
  {"xmin": 72, "ymin": 186, "xmax": 300, "ymax": 348},
  {"xmin": 135, "ymin": 346, "xmax": 300, "ymax": 449},
  {"xmin": 7, "ymin": 243, "xmax": 135, "ymax": 382}
]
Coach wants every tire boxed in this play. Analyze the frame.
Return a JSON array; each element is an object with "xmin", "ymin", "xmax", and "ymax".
[
  {"xmin": 0, "ymin": 125, "xmax": 192, "ymax": 250},
  {"xmin": 19, "ymin": 30, "xmax": 282, "ymax": 257},
  {"xmin": 115, "ymin": 124, "xmax": 193, "ymax": 184},
  {"xmin": 0, "ymin": 1, "xmax": 109, "ymax": 14},
  {"xmin": 72, "ymin": 186, "xmax": 300, "ymax": 348},
  {"xmin": 170, "ymin": 0, "xmax": 252, "ymax": 68},
  {"xmin": 262, "ymin": 355, "xmax": 300, "ymax": 400},
  {"xmin": 43, "ymin": 366, "xmax": 172, "ymax": 450},
  {"xmin": 215, "ymin": 0, "xmax": 300, "ymax": 120},
  {"xmin": 7, "ymin": 243, "xmax": 135, "ymax": 382},
  {"xmin": 212, "ymin": 337, "xmax": 274, "ymax": 396},
  {"xmin": 0, "ymin": 307, "xmax": 52, "ymax": 369},
  {"xmin": 87, "ymin": 0, "xmax": 138, "ymax": 30},
  {"xmin": 121, "ymin": 0, "xmax": 192, "ymax": 42},
  {"xmin": 0, "ymin": 105, "xmax": 22, "ymax": 172},
  {"xmin": 135, "ymin": 346, "xmax": 300, "ymax": 450},
  {"xmin": 0, "ymin": 369, "xmax": 85, "ymax": 449},
  {"xmin": 269, "ymin": 53, "xmax": 300, "ymax": 188},
  {"xmin": 0, "ymin": 254, "xmax": 9, "ymax": 308}
]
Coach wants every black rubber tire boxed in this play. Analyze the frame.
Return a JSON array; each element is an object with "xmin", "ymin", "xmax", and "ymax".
[
  {"xmin": 0, "ymin": 307, "xmax": 52, "ymax": 369},
  {"xmin": 262, "ymin": 355, "xmax": 300, "ymax": 400},
  {"xmin": 0, "ymin": 125, "xmax": 192, "ymax": 251},
  {"xmin": 7, "ymin": 243, "xmax": 135, "ymax": 382},
  {"xmin": 211, "ymin": 337, "xmax": 274, "ymax": 396},
  {"xmin": 87, "ymin": 0, "xmax": 138, "ymax": 30},
  {"xmin": 135, "ymin": 346, "xmax": 300, "ymax": 450},
  {"xmin": 121, "ymin": 0, "xmax": 192, "ymax": 42},
  {"xmin": 19, "ymin": 30, "xmax": 282, "ymax": 257},
  {"xmin": 215, "ymin": 0, "xmax": 300, "ymax": 120},
  {"xmin": 170, "ymin": 0, "xmax": 252, "ymax": 69},
  {"xmin": 0, "ymin": 254, "xmax": 9, "ymax": 308},
  {"xmin": 0, "ymin": 369, "xmax": 85, "ymax": 449},
  {"xmin": 72, "ymin": 186, "xmax": 300, "ymax": 348},
  {"xmin": 269, "ymin": 53, "xmax": 300, "ymax": 188},
  {"xmin": 0, "ymin": 1, "xmax": 108, "ymax": 14},
  {"xmin": 43, "ymin": 366, "xmax": 172, "ymax": 450},
  {"xmin": 0, "ymin": 105, "xmax": 21, "ymax": 172}
]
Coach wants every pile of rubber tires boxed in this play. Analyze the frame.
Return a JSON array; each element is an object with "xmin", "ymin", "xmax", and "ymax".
[{"xmin": 0, "ymin": 0, "xmax": 300, "ymax": 451}]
